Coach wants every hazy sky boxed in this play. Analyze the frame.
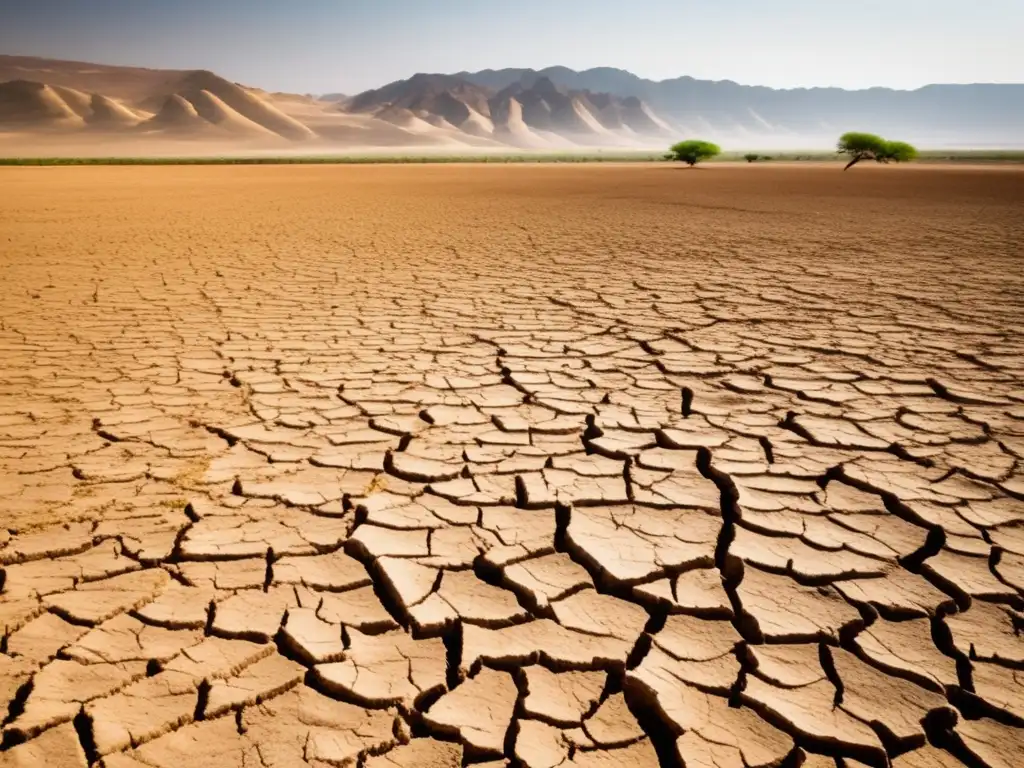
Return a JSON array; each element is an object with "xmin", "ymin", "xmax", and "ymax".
[{"xmin": 1, "ymin": 0, "xmax": 1021, "ymax": 94}]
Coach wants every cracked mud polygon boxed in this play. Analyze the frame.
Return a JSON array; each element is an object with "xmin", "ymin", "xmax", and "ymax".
[{"xmin": 1, "ymin": 163, "xmax": 1022, "ymax": 768}]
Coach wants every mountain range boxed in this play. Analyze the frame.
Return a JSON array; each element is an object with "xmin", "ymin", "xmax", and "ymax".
[
  {"xmin": 345, "ymin": 73, "xmax": 673, "ymax": 148},
  {"xmin": 456, "ymin": 66, "xmax": 1024, "ymax": 147},
  {"xmin": 1, "ymin": 55, "xmax": 1021, "ymax": 155}
]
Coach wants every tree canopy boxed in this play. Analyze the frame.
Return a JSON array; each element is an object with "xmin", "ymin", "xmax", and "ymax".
[
  {"xmin": 880, "ymin": 140, "xmax": 919, "ymax": 163},
  {"xmin": 668, "ymin": 140, "xmax": 722, "ymax": 166},
  {"xmin": 838, "ymin": 132, "xmax": 919, "ymax": 170}
]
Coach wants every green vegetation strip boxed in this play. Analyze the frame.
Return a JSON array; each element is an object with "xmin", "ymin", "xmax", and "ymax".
[
  {"xmin": 0, "ymin": 153, "xmax": 663, "ymax": 166},
  {"xmin": 1, "ymin": 150, "xmax": 1022, "ymax": 166}
]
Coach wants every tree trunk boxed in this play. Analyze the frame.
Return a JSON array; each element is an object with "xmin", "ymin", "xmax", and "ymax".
[{"xmin": 843, "ymin": 156, "xmax": 862, "ymax": 171}]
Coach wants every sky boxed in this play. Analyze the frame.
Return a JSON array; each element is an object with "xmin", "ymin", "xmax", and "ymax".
[{"xmin": 1, "ymin": 0, "xmax": 1021, "ymax": 95}]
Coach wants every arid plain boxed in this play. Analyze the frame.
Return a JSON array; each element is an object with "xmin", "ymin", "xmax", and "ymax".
[{"xmin": 1, "ymin": 164, "xmax": 1023, "ymax": 768}]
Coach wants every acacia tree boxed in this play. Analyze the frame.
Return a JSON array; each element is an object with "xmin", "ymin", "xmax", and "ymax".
[
  {"xmin": 880, "ymin": 140, "xmax": 919, "ymax": 164},
  {"xmin": 838, "ymin": 132, "xmax": 918, "ymax": 170},
  {"xmin": 668, "ymin": 140, "xmax": 722, "ymax": 166}
]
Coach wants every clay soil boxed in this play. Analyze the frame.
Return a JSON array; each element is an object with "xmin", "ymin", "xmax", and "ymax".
[{"xmin": 1, "ymin": 164, "xmax": 1023, "ymax": 768}]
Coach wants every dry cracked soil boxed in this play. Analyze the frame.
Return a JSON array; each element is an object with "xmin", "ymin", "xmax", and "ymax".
[{"xmin": 0, "ymin": 163, "xmax": 1023, "ymax": 768}]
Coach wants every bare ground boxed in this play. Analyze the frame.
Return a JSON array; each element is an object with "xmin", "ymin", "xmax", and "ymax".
[{"xmin": 0, "ymin": 164, "xmax": 1022, "ymax": 767}]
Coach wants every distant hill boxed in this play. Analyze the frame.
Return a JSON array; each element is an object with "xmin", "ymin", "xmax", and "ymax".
[
  {"xmin": 347, "ymin": 72, "xmax": 672, "ymax": 148},
  {"xmin": 2, "ymin": 54, "xmax": 1022, "ymax": 152},
  {"xmin": 454, "ymin": 66, "xmax": 1024, "ymax": 147},
  {"xmin": 138, "ymin": 70, "xmax": 315, "ymax": 140},
  {"xmin": 0, "ymin": 80, "xmax": 85, "ymax": 128},
  {"xmin": 0, "ymin": 55, "xmax": 491, "ymax": 153},
  {"xmin": 0, "ymin": 55, "xmax": 189, "ymax": 103}
]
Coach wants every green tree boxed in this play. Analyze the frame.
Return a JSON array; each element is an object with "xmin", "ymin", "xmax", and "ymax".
[
  {"xmin": 744, "ymin": 153, "xmax": 760, "ymax": 163},
  {"xmin": 838, "ymin": 132, "xmax": 918, "ymax": 170},
  {"xmin": 837, "ymin": 132, "xmax": 886, "ymax": 170},
  {"xmin": 880, "ymin": 140, "xmax": 919, "ymax": 163},
  {"xmin": 668, "ymin": 140, "xmax": 722, "ymax": 166}
]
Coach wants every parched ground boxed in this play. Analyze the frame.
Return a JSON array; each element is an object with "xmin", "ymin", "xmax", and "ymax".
[{"xmin": 0, "ymin": 163, "xmax": 1023, "ymax": 768}]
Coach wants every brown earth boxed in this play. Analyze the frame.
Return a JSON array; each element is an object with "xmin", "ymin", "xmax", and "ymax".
[{"xmin": 0, "ymin": 164, "xmax": 1022, "ymax": 767}]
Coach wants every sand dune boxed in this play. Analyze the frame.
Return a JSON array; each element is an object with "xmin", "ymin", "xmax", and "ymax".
[
  {"xmin": 133, "ymin": 76, "xmax": 312, "ymax": 142},
  {"xmin": 0, "ymin": 64, "xmax": 483, "ymax": 154},
  {"xmin": 370, "ymin": 106, "xmax": 502, "ymax": 147},
  {"xmin": 159, "ymin": 71, "xmax": 315, "ymax": 140},
  {"xmin": 247, "ymin": 88, "xmax": 321, "ymax": 106},
  {"xmin": 49, "ymin": 85, "xmax": 93, "ymax": 118},
  {"xmin": 579, "ymin": 93, "xmax": 670, "ymax": 136},
  {"xmin": 87, "ymin": 94, "xmax": 143, "ymax": 127},
  {"xmin": 303, "ymin": 120, "xmax": 449, "ymax": 147},
  {"xmin": 188, "ymin": 89, "xmax": 277, "ymax": 137},
  {"xmin": 0, "ymin": 58, "xmax": 315, "ymax": 142},
  {"xmin": 635, "ymin": 100, "xmax": 673, "ymax": 133},
  {"xmin": 277, "ymin": 98, "xmax": 459, "ymax": 147},
  {"xmin": 491, "ymin": 97, "xmax": 554, "ymax": 148},
  {"xmin": 0, "ymin": 77, "xmax": 148, "ymax": 132},
  {"xmin": 347, "ymin": 73, "xmax": 516, "ymax": 146},
  {"xmin": 458, "ymin": 105, "xmax": 495, "ymax": 137},
  {"xmin": 582, "ymin": 94, "xmax": 626, "ymax": 131},
  {"xmin": 0, "ymin": 54, "xmax": 188, "ymax": 103},
  {"xmin": 569, "ymin": 97, "xmax": 611, "ymax": 135},
  {"xmin": 420, "ymin": 113, "xmax": 459, "ymax": 131},
  {"xmin": 375, "ymin": 105, "xmax": 444, "ymax": 133},
  {"xmin": 425, "ymin": 91, "xmax": 478, "ymax": 131},
  {"xmin": 143, "ymin": 94, "xmax": 209, "ymax": 133},
  {"xmin": 310, "ymin": 96, "xmax": 502, "ymax": 147},
  {"xmin": 0, "ymin": 80, "xmax": 84, "ymax": 128}
]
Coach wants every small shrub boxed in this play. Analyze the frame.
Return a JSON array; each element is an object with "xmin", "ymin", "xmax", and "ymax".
[{"xmin": 744, "ymin": 153, "xmax": 760, "ymax": 163}]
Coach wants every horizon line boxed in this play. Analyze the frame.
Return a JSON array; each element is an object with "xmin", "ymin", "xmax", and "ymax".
[{"xmin": 3, "ymin": 52, "xmax": 1023, "ymax": 97}]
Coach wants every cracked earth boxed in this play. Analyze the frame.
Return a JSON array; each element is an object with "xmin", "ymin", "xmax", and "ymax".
[{"xmin": 1, "ymin": 164, "xmax": 1023, "ymax": 768}]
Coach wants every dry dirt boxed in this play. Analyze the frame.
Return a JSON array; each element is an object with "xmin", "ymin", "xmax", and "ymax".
[{"xmin": 0, "ymin": 163, "xmax": 1022, "ymax": 768}]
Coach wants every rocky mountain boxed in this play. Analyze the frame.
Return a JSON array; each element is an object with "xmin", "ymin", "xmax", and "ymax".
[
  {"xmin": 455, "ymin": 67, "xmax": 1024, "ymax": 147},
  {"xmin": 346, "ymin": 73, "xmax": 672, "ymax": 148}
]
